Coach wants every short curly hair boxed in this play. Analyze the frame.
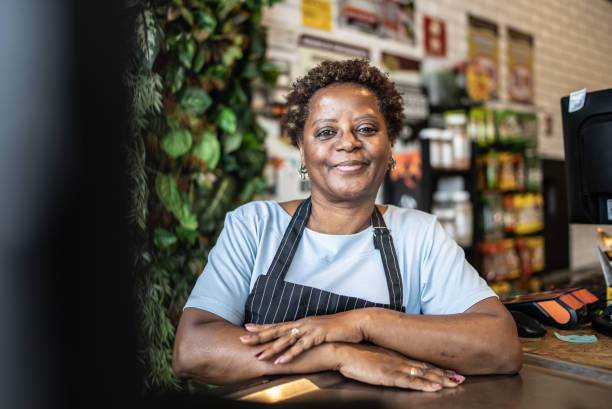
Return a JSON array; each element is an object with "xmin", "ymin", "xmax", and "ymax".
[{"xmin": 281, "ymin": 59, "xmax": 404, "ymax": 147}]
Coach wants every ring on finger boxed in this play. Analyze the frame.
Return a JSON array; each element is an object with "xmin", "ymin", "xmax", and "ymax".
[
  {"xmin": 290, "ymin": 327, "xmax": 300, "ymax": 337},
  {"xmin": 408, "ymin": 366, "xmax": 418, "ymax": 376}
]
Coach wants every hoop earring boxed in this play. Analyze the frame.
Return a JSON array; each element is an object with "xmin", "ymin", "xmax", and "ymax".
[
  {"xmin": 388, "ymin": 156, "xmax": 396, "ymax": 171},
  {"xmin": 298, "ymin": 164, "xmax": 308, "ymax": 180}
]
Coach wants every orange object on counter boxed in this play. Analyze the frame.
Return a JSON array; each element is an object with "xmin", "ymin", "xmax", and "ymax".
[
  {"xmin": 560, "ymin": 294, "xmax": 584, "ymax": 311},
  {"xmin": 572, "ymin": 288, "xmax": 598, "ymax": 304},
  {"xmin": 536, "ymin": 300, "xmax": 570, "ymax": 325}
]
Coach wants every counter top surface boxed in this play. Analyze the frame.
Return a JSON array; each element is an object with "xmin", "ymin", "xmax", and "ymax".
[
  {"xmin": 217, "ymin": 326, "xmax": 612, "ymax": 408},
  {"xmin": 520, "ymin": 323, "xmax": 612, "ymax": 370},
  {"xmin": 219, "ymin": 363, "xmax": 612, "ymax": 408}
]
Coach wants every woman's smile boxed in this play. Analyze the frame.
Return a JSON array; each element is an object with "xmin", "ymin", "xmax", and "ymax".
[{"xmin": 332, "ymin": 160, "xmax": 370, "ymax": 173}]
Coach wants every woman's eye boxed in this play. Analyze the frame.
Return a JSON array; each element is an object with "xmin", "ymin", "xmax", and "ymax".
[
  {"xmin": 357, "ymin": 126, "xmax": 377, "ymax": 135},
  {"xmin": 316, "ymin": 129, "xmax": 336, "ymax": 138}
]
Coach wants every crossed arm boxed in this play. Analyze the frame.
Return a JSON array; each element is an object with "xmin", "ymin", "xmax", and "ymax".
[{"xmin": 172, "ymin": 297, "xmax": 522, "ymax": 391}]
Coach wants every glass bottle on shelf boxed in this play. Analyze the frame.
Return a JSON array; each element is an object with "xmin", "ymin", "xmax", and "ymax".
[
  {"xmin": 450, "ymin": 190, "xmax": 473, "ymax": 247},
  {"xmin": 446, "ymin": 112, "xmax": 471, "ymax": 170},
  {"xmin": 432, "ymin": 191, "xmax": 456, "ymax": 241}
]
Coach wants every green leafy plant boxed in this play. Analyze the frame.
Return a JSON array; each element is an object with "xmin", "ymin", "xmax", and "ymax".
[{"xmin": 124, "ymin": 0, "xmax": 280, "ymax": 392}]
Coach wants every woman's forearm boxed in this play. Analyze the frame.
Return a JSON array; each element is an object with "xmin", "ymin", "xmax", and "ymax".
[
  {"xmin": 173, "ymin": 316, "xmax": 339, "ymax": 385},
  {"xmin": 359, "ymin": 300, "xmax": 522, "ymax": 375}
]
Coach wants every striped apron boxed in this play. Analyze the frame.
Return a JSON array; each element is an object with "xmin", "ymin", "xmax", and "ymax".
[{"xmin": 244, "ymin": 197, "xmax": 405, "ymax": 324}]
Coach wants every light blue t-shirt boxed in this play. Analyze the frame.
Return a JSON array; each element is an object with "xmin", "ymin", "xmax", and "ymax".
[{"xmin": 185, "ymin": 200, "xmax": 496, "ymax": 326}]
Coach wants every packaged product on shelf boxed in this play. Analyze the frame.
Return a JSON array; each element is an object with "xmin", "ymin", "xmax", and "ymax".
[
  {"xmin": 439, "ymin": 129, "xmax": 453, "ymax": 168},
  {"xmin": 525, "ymin": 154, "xmax": 542, "ymax": 191},
  {"xmin": 502, "ymin": 239, "xmax": 521, "ymax": 280},
  {"xmin": 480, "ymin": 240, "xmax": 519, "ymax": 282},
  {"xmin": 514, "ymin": 153, "xmax": 525, "ymax": 190},
  {"xmin": 432, "ymin": 191, "xmax": 456, "ymax": 240},
  {"xmin": 485, "ymin": 108, "xmax": 496, "ymax": 145},
  {"xmin": 485, "ymin": 149, "xmax": 498, "ymax": 189},
  {"xmin": 419, "ymin": 128, "xmax": 441, "ymax": 168},
  {"xmin": 468, "ymin": 108, "xmax": 482, "ymax": 145},
  {"xmin": 517, "ymin": 112, "xmax": 538, "ymax": 147},
  {"xmin": 516, "ymin": 235, "xmax": 545, "ymax": 276},
  {"xmin": 514, "ymin": 193, "xmax": 544, "ymax": 235},
  {"xmin": 527, "ymin": 236, "xmax": 545, "ymax": 272},
  {"xmin": 480, "ymin": 241, "xmax": 500, "ymax": 282},
  {"xmin": 445, "ymin": 111, "xmax": 470, "ymax": 169},
  {"xmin": 469, "ymin": 107, "xmax": 496, "ymax": 147},
  {"xmin": 450, "ymin": 190, "xmax": 473, "ymax": 247},
  {"xmin": 498, "ymin": 152, "xmax": 517, "ymax": 191},
  {"xmin": 495, "ymin": 110, "xmax": 523, "ymax": 144},
  {"xmin": 502, "ymin": 194, "xmax": 517, "ymax": 233},
  {"xmin": 481, "ymin": 192, "xmax": 504, "ymax": 240}
]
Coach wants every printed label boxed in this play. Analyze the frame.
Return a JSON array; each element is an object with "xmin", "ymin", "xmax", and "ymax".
[{"xmin": 568, "ymin": 88, "xmax": 586, "ymax": 113}]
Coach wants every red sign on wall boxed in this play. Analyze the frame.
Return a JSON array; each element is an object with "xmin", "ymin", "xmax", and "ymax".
[{"xmin": 423, "ymin": 16, "xmax": 446, "ymax": 57}]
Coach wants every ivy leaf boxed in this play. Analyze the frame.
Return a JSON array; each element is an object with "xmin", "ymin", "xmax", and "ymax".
[
  {"xmin": 154, "ymin": 174, "xmax": 198, "ymax": 230},
  {"xmin": 178, "ymin": 39, "xmax": 196, "ymax": 70},
  {"xmin": 204, "ymin": 64, "xmax": 226, "ymax": 79},
  {"xmin": 217, "ymin": 0, "xmax": 240, "ymax": 20},
  {"xmin": 135, "ymin": 8, "xmax": 160, "ymax": 70},
  {"xmin": 175, "ymin": 226, "xmax": 198, "ymax": 244},
  {"xmin": 249, "ymin": 27, "xmax": 266, "ymax": 58},
  {"xmin": 200, "ymin": 176, "xmax": 236, "ymax": 233},
  {"xmin": 223, "ymin": 133, "xmax": 242, "ymax": 154},
  {"xmin": 160, "ymin": 127, "xmax": 193, "ymax": 158},
  {"xmin": 179, "ymin": 5, "xmax": 194, "ymax": 25},
  {"xmin": 241, "ymin": 60, "xmax": 259, "ymax": 78},
  {"xmin": 154, "ymin": 228, "xmax": 178, "ymax": 250},
  {"xmin": 218, "ymin": 107, "xmax": 236, "ymax": 134},
  {"xmin": 166, "ymin": 64, "xmax": 185, "ymax": 94},
  {"xmin": 194, "ymin": 10, "xmax": 217, "ymax": 35},
  {"xmin": 155, "ymin": 173, "xmax": 182, "ymax": 215},
  {"xmin": 241, "ymin": 132, "xmax": 260, "ymax": 150},
  {"xmin": 240, "ymin": 177, "xmax": 267, "ymax": 203},
  {"xmin": 176, "ymin": 202, "xmax": 198, "ymax": 230},
  {"xmin": 221, "ymin": 45, "xmax": 243, "ymax": 67},
  {"xmin": 179, "ymin": 87, "xmax": 212, "ymax": 115},
  {"xmin": 191, "ymin": 131, "xmax": 220, "ymax": 170},
  {"xmin": 193, "ymin": 49, "xmax": 205, "ymax": 73},
  {"xmin": 261, "ymin": 61, "xmax": 280, "ymax": 85}
]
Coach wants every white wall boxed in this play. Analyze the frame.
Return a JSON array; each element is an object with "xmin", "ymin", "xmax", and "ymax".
[{"xmin": 263, "ymin": 0, "xmax": 612, "ymax": 270}]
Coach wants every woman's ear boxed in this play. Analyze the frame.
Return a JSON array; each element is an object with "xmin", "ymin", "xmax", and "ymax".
[{"xmin": 297, "ymin": 140, "xmax": 305, "ymax": 165}]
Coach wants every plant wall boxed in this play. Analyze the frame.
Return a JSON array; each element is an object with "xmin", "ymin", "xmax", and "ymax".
[{"xmin": 124, "ymin": 0, "xmax": 280, "ymax": 391}]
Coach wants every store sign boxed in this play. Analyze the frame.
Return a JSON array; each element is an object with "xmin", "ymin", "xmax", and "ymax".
[
  {"xmin": 507, "ymin": 27, "xmax": 534, "ymax": 104},
  {"xmin": 423, "ymin": 16, "xmax": 446, "ymax": 57},
  {"xmin": 301, "ymin": 0, "xmax": 332, "ymax": 32},
  {"xmin": 381, "ymin": 52, "xmax": 428, "ymax": 121},
  {"xmin": 467, "ymin": 15, "xmax": 499, "ymax": 101},
  {"xmin": 297, "ymin": 34, "xmax": 369, "ymax": 75}
]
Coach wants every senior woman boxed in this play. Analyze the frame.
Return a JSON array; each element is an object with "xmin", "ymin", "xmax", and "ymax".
[{"xmin": 172, "ymin": 59, "xmax": 522, "ymax": 392}]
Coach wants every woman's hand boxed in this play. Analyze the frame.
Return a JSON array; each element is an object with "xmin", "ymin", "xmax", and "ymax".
[
  {"xmin": 335, "ymin": 343, "xmax": 465, "ymax": 392},
  {"xmin": 239, "ymin": 310, "xmax": 365, "ymax": 364}
]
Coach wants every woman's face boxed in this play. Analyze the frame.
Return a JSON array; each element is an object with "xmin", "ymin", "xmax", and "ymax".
[{"xmin": 300, "ymin": 82, "xmax": 392, "ymax": 202}]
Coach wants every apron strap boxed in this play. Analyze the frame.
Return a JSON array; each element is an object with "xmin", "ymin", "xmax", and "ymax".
[
  {"xmin": 372, "ymin": 206, "xmax": 404, "ymax": 311},
  {"xmin": 266, "ymin": 198, "xmax": 311, "ymax": 280}
]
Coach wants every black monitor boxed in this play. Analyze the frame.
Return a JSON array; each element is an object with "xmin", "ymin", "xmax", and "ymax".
[{"xmin": 561, "ymin": 88, "xmax": 612, "ymax": 224}]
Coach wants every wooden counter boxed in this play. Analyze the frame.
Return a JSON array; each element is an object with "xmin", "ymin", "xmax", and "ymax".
[
  {"xmin": 520, "ymin": 323, "xmax": 612, "ymax": 371},
  {"xmin": 214, "ymin": 324, "xmax": 612, "ymax": 407}
]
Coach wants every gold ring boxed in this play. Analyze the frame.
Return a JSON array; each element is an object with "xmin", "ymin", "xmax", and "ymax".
[
  {"xmin": 290, "ymin": 327, "xmax": 300, "ymax": 337},
  {"xmin": 409, "ymin": 367, "xmax": 418, "ymax": 376}
]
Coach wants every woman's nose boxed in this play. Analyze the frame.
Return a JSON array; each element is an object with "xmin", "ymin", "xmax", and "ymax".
[{"xmin": 335, "ymin": 128, "xmax": 361, "ymax": 151}]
